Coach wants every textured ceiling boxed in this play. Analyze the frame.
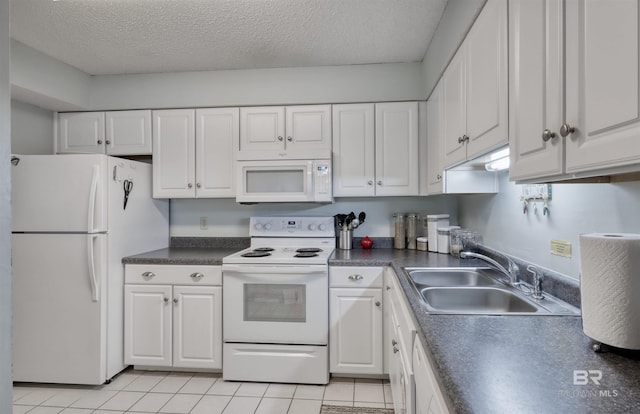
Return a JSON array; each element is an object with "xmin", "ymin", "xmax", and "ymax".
[{"xmin": 11, "ymin": 0, "xmax": 448, "ymax": 76}]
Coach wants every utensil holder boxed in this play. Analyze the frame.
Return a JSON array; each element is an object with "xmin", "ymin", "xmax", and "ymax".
[{"xmin": 338, "ymin": 228, "xmax": 353, "ymax": 250}]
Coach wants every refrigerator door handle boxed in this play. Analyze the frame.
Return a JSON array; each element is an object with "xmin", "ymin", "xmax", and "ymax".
[
  {"xmin": 87, "ymin": 234, "xmax": 99, "ymax": 302},
  {"xmin": 88, "ymin": 165, "xmax": 100, "ymax": 233}
]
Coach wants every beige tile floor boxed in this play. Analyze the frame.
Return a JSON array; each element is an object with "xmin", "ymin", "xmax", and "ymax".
[{"xmin": 13, "ymin": 369, "xmax": 393, "ymax": 414}]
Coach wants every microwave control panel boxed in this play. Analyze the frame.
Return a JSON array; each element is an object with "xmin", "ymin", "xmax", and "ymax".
[{"xmin": 313, "ymin": 160, "xmax": 332, "ymax": 202}]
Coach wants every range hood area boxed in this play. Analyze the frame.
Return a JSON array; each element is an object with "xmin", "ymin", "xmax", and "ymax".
[{"xmin": 439, "ymin": 147, "xmax": 508, "ymax": 195}]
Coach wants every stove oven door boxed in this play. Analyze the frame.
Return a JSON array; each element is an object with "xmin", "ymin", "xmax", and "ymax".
[{"xmin": 222, "ymin": 264, "xmax": 328, "ymax": 345}]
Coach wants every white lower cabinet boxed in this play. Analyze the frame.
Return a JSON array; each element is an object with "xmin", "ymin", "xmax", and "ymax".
[
  {"xmin": 413, "ymin": 339, "xmax": 449, "ymax": 414},
  {"xmin": 385, "ymin": 267, "xmax": 416, "ymax": 414},
  {"xmin": 124, "ymin": 265, "xmax": 222, "ymax": 369},
  {"xmin": 329, "ymin": 266, "xmax": 384, "ymax": 375}
]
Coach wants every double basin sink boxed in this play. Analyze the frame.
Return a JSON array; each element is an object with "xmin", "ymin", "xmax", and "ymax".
[{"xmin": 404, "ymin": 267, "xmax": 579, "ymax": 315}]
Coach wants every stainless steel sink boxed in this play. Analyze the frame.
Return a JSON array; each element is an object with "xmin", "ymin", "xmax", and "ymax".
[
  {"xmin": 419, "ymin": 287, "xmax": 540, "ymax": 314},
  {"xmin": 406, "ymin": 267, "xmax": 498, "ymax": 287},
  {"xmin": 403, "ymin": 267, "xmax": 580, "ymax": 316}
]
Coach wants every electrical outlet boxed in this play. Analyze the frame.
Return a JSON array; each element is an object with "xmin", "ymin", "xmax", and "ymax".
[
  {"xmin": 550, "ymin": 239, "xmax": 571, "ymax": 257},
  {"xmin": 200, "ymin": 217, "xmax": 208, "ymax": 230}
]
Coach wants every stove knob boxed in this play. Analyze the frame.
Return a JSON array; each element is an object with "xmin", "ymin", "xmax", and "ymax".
[
  {"xmin": 264, "ymin": 223, "xmax": 272, "ymax": 230},
  {"xmin": 318, "ymin": 223, "xmax": 327, "ymax": 231},
  {"xmin": 308, "ymin": 223, "xmax": 317, "ymax": 231},
  {"xmin": 254, "ymin": 223, "xmax": 263, "ymax": 230}
]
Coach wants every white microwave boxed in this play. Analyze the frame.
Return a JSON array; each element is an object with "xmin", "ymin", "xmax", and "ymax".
[{"xmin": 236, "ymin": 159, "xmax": 332, "ymax": 203}]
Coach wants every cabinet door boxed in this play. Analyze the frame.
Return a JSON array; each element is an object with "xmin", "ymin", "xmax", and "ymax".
[
  {"xmin": 173, "ymin": 286, "xmax": 222, "ymax": 369},
  {"xmin": 124, "ymin": 284, "xmax": 172, "ymax": 367},
  {"xmin": 196, "ymin": 108, "xmax": 238, "ymax": 198},
  {"xmin": 465, "ymin": 0, "xmax": 508, "ymax": 159},
  {"xmin": 388, "ymin": 308, "xmax": 415, "ymax": 414},
  {"xmin": 105, "ymin": 110, "xmax": 152, "ymax": 155},
  {"xmin": 152, "ymin": 109, "xmax": 195, "ymax": 198},
  {"xmin": 238, "ymin": 106, "xmax": 285, "ymax": 160},
  {"xmin": 285, "ymin": 105, "xmax": 332, "ymax": 159},
  {"xmin": 413, "ymin": 338, "xmax": 450, "ymax": 414},
  {"xmin": 442, "ymin": 49, "xmax": 468, "ymax": 168},
  {"xmin": 375, "ymin": 102, "xmax": 419, "ymax": 196},
  {"xmin": 427, "ymin": 83, "xmax": 444, "ymax": 195},
  {"xmin": 508, "ymin": 0, "xmax": 564, "ymax": 181},
  {"xmin": 332, "ymin": 104, "xmax": 375, "ymax": 197},
  {"xmin": 329, "ymin": 288, "xmax": 383, "ymax": 375},
  {"xmin": 57, "ymin": 112, "xmax": 105, "ymax": 154},
  {"xmin": 565, "ymin": 0, "xmax": 640, "ymax": 173}
]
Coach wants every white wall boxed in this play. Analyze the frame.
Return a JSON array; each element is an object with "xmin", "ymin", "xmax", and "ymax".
[
  {"xmin": 11, "ymin": 40, "xmax": 92, "ymax": 111},
  {"xmin": 170, "ymin": 197, "xmax": 458, "ymax": 239},
  {"xmin": 458, "ymin": 173, "xmax": 640, "ymax": 280},
  {"xmin": 11, "ymin": 100, "xmax": 54, "ymax": 154},
  {"xmin": 90, "ymin": 63, "xmax": 425, "ymax": 110},
  {"xmin": 420, "ymin": 0, "xmax": 486, "ymax": 98},
  {"xmin": 10, "ymin": 42, "xmax": 426, "ymax": 112},
  {"xmin": 1, "ymin": 0, "xmax": 13, "ymax": 411}
]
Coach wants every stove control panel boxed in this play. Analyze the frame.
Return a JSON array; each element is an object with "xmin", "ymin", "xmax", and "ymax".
[{"xmin": 250, "ymin": 216, "xmax": 335, "ymax": 237}]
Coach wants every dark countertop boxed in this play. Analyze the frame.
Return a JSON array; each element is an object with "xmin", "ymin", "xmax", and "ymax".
[
  {"xmin": 124, "ymin": 245, "xmax": 640, "ymax": 413},
  {"xmin": 331, "ymin": 248, "xmax": 640, "ymax": 414},
  {"xmin": 122, "ymin": 247, "xmax": 241, "ymax": 266}
]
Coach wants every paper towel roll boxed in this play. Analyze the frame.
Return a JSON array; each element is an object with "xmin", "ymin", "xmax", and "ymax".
[{"xmin": 580, "ymin": 233, "xmax": 640, "ymax": 350}]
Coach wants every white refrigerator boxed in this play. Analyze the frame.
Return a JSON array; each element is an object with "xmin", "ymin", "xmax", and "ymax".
[{"xmin": 11, "ymin": 154, "xmax": 169, "ymax": 385}]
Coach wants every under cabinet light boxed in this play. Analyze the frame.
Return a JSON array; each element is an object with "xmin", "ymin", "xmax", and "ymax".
[{"xmin": 484, "ymin": 148, "xmax": 510, "ymax": 171}]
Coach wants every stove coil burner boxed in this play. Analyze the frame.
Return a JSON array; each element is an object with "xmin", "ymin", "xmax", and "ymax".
[
  {"xmin": 241, "ymin": 251, "xmax": 272, "ymax": 258},
  {"xmin": 253, "ymin": 247, "xmax": 275, "ymax": 252},
  {"xmin": 294, "ymin": 252, "xmax": 319, "ymax": 258},
  {"xmin": 296, "ymin": 248, "xmax": 323, "ymax": 253}
]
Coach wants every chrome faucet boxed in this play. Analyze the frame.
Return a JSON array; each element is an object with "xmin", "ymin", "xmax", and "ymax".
[
  {"xmin": 459, "ymin": 250, "xmax": 520, "ymax": 287},
  {"xmin": 527, "ymin": 265, "xmax": 545, "ymax": 300}
]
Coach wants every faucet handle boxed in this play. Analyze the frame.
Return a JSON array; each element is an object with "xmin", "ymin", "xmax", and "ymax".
[{"xmin": 527, "ymin": 265, "xmax": 545, "ymax": 300}]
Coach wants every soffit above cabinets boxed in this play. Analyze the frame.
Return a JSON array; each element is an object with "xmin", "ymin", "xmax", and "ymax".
[{"xmin": 11, "ymin": 0, "xmax": 448, "ymax": 76}]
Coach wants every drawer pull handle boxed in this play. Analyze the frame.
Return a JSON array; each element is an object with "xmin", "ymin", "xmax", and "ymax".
[
  {"xmin": 393, "ymin": 346, "xmax": 399, "ymax": 354},
  {"xmin": 163, "ymin": 297, "xmax": 169, "ymax": 303},
  {"xmin": 173, "ymin": 298, "xmax": 179, "ymax": 304},
  {"xmin": 190, "ymin": 272, "xmax": 204, "ymax": 280},
  {"xmin": 142, "ymin": 271, "xmax": 155, "ymax": 279},
  {"xmin": 375, "ymin": 301, "xmax": 381, "ymax": 307},
  {"xmin": 348, "ymin": 274, "xmax": 364, "ymax": 281},
  {"xmin": 391, "ymin": 339, "xmax": 397, "ymax": 346}
]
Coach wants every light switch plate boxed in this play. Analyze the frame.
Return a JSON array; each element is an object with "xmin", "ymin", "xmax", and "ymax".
[{"xmin": 550, "ymin": 239, "xmax": 571, "ymax": 257}]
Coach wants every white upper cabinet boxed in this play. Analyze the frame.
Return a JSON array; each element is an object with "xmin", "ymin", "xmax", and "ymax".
[
  {"xmin": 510, "ymin": 0, "xmax": 640, "ymax": 182},
  {"xmin": 375, "ymin": 102, "xmax": 420, "ymax": 196},
  {"xmin": 152, "ymin": 108, "xmax": 237, "ymax": 198},
  {"xmin": 508, "ymin": 0, "xmax": 564, "ymax": 181},
  {"xmin": 58, "ymin": 110, "xmax": 152, "ymax": 155},
  {"xmin": 442, "ymin": 0, "xmax": 508, "ymax": 169},
  {"xmin": 238, "ymin": 105, "xmax": 331, "ymax": 160},
  {"xmin": 332, "ymin": 104, "xmax": 376, "ymax": 196},
  {"xmin": 58, "ymin": 112, "xmax": 105, "ymax": 154},
  {"xmin": 564, "ymin": 0, "xmax": 640, "ymax": 174},
  {"xmin": 105, "ymin": 111, "xmax": 153, "ymax": 155},
  {"xmin": 152, "ymin": 109, "xmax": 196, "ymax": 198},
  {"xmin": 195, "ymin": 108, "xmax": 238, "ymax": 198},
  {"xmin": 426, "ymin": 83, "xmax": 444, "ymax": 195},
  {"xmin": 332, "ymin": 102, "xmax": 418, "ymax": 197}
]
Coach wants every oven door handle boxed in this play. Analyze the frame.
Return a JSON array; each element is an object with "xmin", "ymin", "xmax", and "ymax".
[{"xmin": 222, "ymin": 264, "xmax": 327, "ymax": 275}]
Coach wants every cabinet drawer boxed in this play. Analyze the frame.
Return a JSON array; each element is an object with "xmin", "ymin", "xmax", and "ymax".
[
  {"xmin": 386, "ymin": 268, "xmax": 416, "ymax": 349},
  {"xmin": 125, "ymin": 264, "xmax": 222, "ymax": 285},
  {"xmin": 330, "ymin": 266, "xmax": 383, "ymax": 288}
]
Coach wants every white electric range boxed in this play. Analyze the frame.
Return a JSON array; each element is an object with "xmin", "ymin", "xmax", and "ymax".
[{"xmin": 222, "ymin": 216, "xmax": 335, "ymax": 384}]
